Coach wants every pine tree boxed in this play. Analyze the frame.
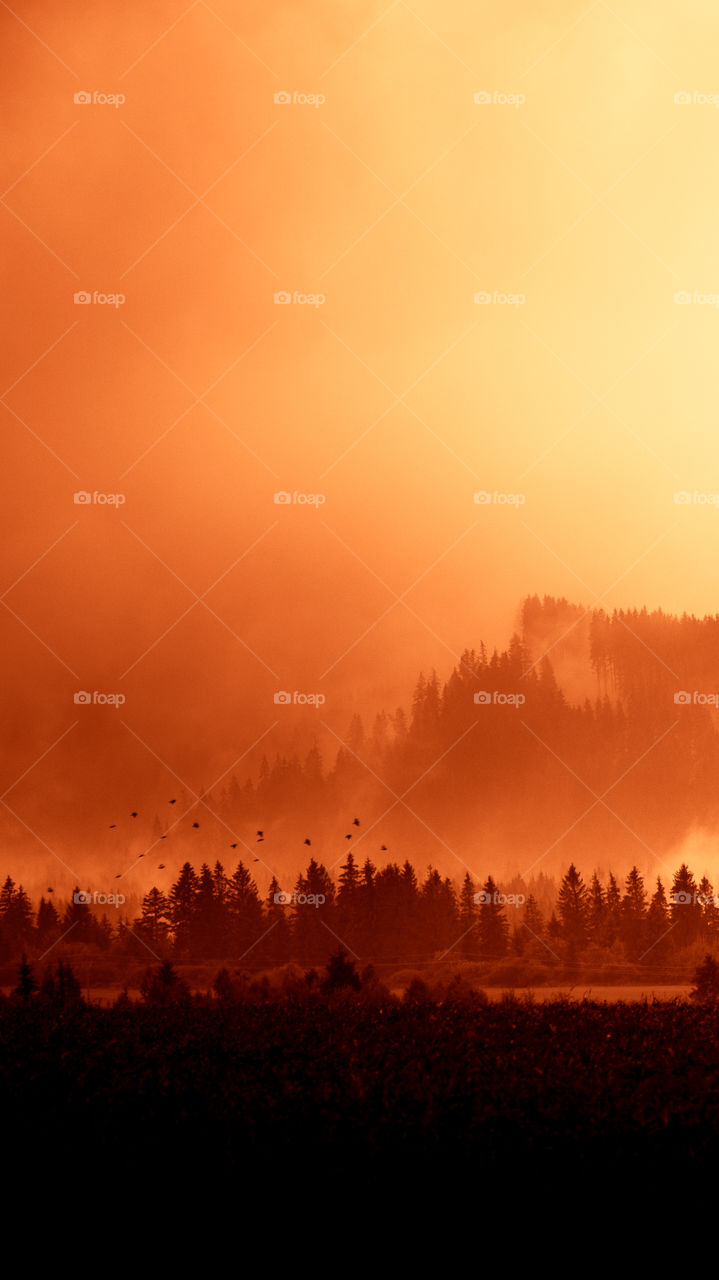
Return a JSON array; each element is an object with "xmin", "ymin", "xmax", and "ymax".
[
  {"xmin": 557, "ymin": 864, "xmax": 589, "ymax": 950},
  {"xmin": 476, "ymin": 876, "xmax": 509, "ymax": 960},
  {"xmin": 13, "ymin": 954, "xmax": 37, "ymax": 1002}
]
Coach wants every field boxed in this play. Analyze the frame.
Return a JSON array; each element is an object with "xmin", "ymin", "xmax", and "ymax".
[{"xmin": 4, "ymin": 993, "xmax": 719, "ymax": 1196}]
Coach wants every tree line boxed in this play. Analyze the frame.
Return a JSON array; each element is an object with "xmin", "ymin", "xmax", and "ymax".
[{"xmin": 1, "ymin": 855, "xmax": 717, "ymax": 968}]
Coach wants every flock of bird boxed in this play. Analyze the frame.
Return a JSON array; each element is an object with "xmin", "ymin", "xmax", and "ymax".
[
  {"xmin": 44, "ymin": 811, "xmax": 390, "ymax": 896},
  {"xmin": 47, "ymin": 807, "xmax": 389, "ymax": 892}
]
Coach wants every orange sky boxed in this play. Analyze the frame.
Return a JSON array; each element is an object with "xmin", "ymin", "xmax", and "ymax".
[{"xmin": 3, "ymin": 0, "xmax": 719, "ymax": 888}]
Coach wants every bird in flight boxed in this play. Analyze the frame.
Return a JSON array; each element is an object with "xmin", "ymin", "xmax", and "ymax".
[
  {"xmin": 381, "ymin": 845, "xmax": 387, "ymax": 851},
  {"xmin": 169, "ymin": 799, "xmax": 176, "ymax": 804},
  {"xmin": 131, "ymin": 812, "xmax": 138, "ymax": 818},
  {"xmin": 192, "ymin": 822, "xmax": 199, "ymax": 828},
  {"xmin": 47, "ymin": 887, "xmax": 54, "ymax": 894},
  {"xmin": 345, "ymin": 834, "xmax": 352, "ymax": 840},
  {"xmin": 109, "ymin": 824, "xmax": 116, "ymax": 829},
  {"xmin": 304, "ymin": 838, "xmax": 311, "ymax": 846},
  {"xmin": 158, "ymin": 864, "xmax": 165, "ymax": 869},
  {"xmin": 353, "ymin": 818, "xmax": 360, "ymax": 826}
]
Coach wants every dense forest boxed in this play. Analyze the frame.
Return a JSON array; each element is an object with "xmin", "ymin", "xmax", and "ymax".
[
  {"xmin": 113, "ymin": 594, "xmax": 719, "ymax": 876},
  {"xmin": 3, "ymin": 853, "xmax": 719, "ymax": 986}
]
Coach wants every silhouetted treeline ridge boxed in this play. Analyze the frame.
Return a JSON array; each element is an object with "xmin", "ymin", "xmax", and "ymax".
[{"xmin": 2, "ymin": 858, "xmax": 719, "ymax": 972}]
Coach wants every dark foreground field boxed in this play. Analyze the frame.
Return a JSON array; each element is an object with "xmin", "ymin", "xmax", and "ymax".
[{"xmin": 3, "ymin": 997, "xmax": 719, "ymax": 1196}]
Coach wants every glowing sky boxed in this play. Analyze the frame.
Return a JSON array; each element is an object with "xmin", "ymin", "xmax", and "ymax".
[{"xmin": 3, "ymin": 0, "xmax": 719, "ymax": 883}]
